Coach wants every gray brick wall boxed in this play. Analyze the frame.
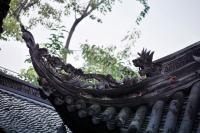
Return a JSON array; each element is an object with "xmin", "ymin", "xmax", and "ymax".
[{"xmin": 0, "ymin": 90, "xmax": 70, "ymax": 133}]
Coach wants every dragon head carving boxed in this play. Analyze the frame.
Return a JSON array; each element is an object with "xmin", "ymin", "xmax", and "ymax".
[{"xmin": 133, "ymin": 49, "xmax": 161, "ymax": 77}]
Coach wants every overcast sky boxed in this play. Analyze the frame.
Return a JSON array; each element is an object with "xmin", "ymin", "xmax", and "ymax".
[{"xmin": 0, "ymin": 0, "xmax": 200, "ymax": 73}]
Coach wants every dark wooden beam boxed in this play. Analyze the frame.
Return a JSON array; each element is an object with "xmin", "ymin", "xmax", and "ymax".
[
  {"xmin": 48, "ymin": 95, "xmax": 121, "ymax": 133},
  {"xmin": 145, "ymin": 100, "xmax": 164, "ymax": 133},
  {"xmin": 178, "ymin": 82, "xmax": 200, "ymax": 133},
  {"xmin": 197, "ymin": 122, "xmax": 200, "ymax": 133},
  {"xmin": 128, "ymin": 106, "xmax": 147, "ymax": 133},
  {"xmin": 88, "ymin": 104, "xmax": 101, "ymax": 116},
  {"xmin": 116, "ymin": 107, "xmax": 131, "ymax": 127},
  {"xmin": 0, "ymin": 128, "xmax": 6, "ymax": 133},
  {"xmin": 102, "ymin": 107, "xmax": 116, "ymax": 121},
  {"xmin": 163, "ymin": 92, "xmax": 184, "ymax": 133}
]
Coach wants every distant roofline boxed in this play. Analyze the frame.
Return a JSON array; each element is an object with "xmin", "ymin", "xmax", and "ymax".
[
  {"xmin": 154, "ymin": 41, "xmax": 200, "ymax": 64},
  {"xmin": 0, "ymin": 70, "xmax": 52, "ymax": 107}
]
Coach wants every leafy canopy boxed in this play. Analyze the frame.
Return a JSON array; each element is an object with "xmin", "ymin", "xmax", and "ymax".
[
  {"xmin": 1, "ymin": 0, "xmax": 122, "ymax": 41},
  {"xmin": 2, "ymin": 0, "xmax": 150, "ymax": 84},
  {"xmin": 20, "ymin": 26, "xmax": 139, "ymax": 85},
  {"xmin": 81, "ymin": 43, "xmax": 138, "ymax": 80}
]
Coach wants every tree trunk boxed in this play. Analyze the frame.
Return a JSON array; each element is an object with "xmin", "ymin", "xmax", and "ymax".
[{"xmin": 64, "ymin": 16, "xmax": 85, "ymax": 62}]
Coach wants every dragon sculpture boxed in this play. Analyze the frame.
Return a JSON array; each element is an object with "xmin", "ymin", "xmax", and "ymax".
[
  {"xmin": 133, "ymin": 49, "xmax": 161, "ymax": 77},
  {"xmin": 21, "ymin": 25, "xmax": 200, "ymax": 133}
]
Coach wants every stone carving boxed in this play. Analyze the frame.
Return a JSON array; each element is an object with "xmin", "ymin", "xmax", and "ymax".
[
  {"xmin": 132, "ymin": 48, "xmax": 161, "ymax": 77},
  {"xmin": 20, "ymin": 25, "xmax": 200, "ymax": 133}
]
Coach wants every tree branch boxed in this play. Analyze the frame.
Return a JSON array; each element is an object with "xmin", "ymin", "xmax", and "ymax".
[
  {"xmin": 23, "ymin": 0, "xmax": 39, "ymax": 12},
  {"xmin": 85, "ymin": 0, "xmax": 105, "ymax": 16},
  {"xmin": 64, "ymin": 0, "xmax": 105, "ymax": 50},
  {"xmin": 74, "ymin": 0, "xmax": 77, "ymax": 19},
  {"xmin": 83, "ymin": 1, "xmax": 91, "ymax": 15},
  {"xmin": 12, "ymin": 0, "xmax": 28, "ymax": 21},
  {"xmin": 12, "ymin": 0, "xmax": 38, "ymax": 22},
  {"xmin": 64, "ymin": 17, "xmax": 83, "ymax": 50}
]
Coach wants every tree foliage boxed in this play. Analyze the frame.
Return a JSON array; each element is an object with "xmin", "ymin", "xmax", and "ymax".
[
  {"xmin": 136, "ymin": 0, "xmax": 150, "ymax": 25},
  {"xmin": 1, "ymin": 0, "xmax": 150, "ymax": 84},
  {"xmin": 19, "ymin": 66, "xmax": 39, "ymax": 85},
  {"xmin": 1, "ymin": 0, "xmax": 122, "ymax": 43},
  {"xmin": 43, "ymin": 25, "xmax": 69, "ymax": 62},
  {"xmin": 1, "ymin": 0, "xmax": 149, "ymax": 46},
  {"xmin": 81, "ymin": 43, "xmax": 137, "ymax": 80},
  {"xmin": 20, "ymin": 26, "xmax": 138, "ymax": 85},
  {"xmin": 1, "ymin": 0, "xmax": 64, "ymax": 40}
]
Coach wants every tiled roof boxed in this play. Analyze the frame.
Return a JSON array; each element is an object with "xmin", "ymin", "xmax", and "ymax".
[
  {"xmin": 10, "ymin": 26, "xmax": 200, "ymax": 133},
  {"xmin": 46, "ymin": 83, "xmax": 200, "ymax": 133},
  {"xmin": 24, "ymin": 26, "xmax": 200, "ymax": 133},
  {"xmin": 0, "ymin": 90, "xmax": 67, "ymax": 133},
  {"xmin": 0, "ymin": 75, "xmax": 199, "ymax": 133},
  {"xmin": 0, "ymin": 71, "xmax": 70, "ymax": 133}
]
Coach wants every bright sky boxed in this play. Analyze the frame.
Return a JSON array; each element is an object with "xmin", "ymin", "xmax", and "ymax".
[{"xmin": 0, "ymin": 0, "xmax": 200, "ymax": 73}]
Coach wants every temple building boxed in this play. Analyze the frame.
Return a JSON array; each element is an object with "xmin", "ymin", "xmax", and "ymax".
[
  {"xmin": 0, "ymin": 38, "xmax": 199, "ymax": 133},
  {"xmin": 0, "ymin": 2, "xmax": 199, "ymax": 132}
]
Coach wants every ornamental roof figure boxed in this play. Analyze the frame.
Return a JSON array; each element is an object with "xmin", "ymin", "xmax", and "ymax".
[{"xmin": 2, "ymin": 27, "xmax": 199, "ymax": 133}]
